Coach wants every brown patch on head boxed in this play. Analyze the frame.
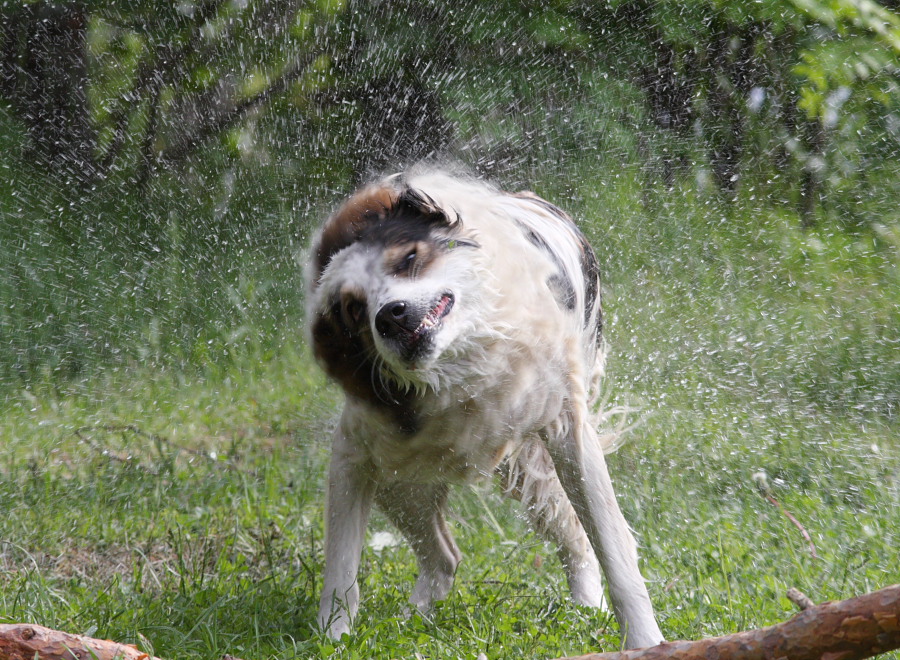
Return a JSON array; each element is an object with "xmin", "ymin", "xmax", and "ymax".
[{"xmin": 312, "ymin": 184, "xmax": 399, "ymax": 285}]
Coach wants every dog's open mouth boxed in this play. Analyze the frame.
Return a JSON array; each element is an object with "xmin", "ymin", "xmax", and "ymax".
[
  {"xmin": 377, "ymin": 293, "xmax": 455, "ymax": 365},
  {"xmin": 413, "ymin": 293, "xmax": 454, "ymax": 338}
]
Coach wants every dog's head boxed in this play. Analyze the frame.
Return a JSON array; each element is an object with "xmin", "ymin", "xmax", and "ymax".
[{"xmin": 306, "ymin": 176, "xmax": 480, "ymax": 400}]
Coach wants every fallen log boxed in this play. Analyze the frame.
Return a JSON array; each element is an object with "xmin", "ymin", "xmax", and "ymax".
[
  {"xmin": 0, "ymin": 623, "xmax": 161, "ymax": 660},
  {"xmin": 554, "ymin": 583, "xmax": 900, "ymax": 660},
  {"xmin": 0, "ymin": 624, "xmax": 251, "ymax": 660}
]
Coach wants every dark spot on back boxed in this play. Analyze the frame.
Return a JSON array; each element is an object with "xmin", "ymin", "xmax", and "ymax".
[
  {"xmin": 580, "ymin": 236, "xmax": 602, "ymax": 337},
  {"xmin": 510, "ymin": 193, "xmax": 603, "ymax": 343},
  {"xmin": 548, "ymin": 274, "xmax": 577, "ymax": 311},
  {"xmin": 516, "ymin": 221, "xmax": 578, "ymax": 313}
]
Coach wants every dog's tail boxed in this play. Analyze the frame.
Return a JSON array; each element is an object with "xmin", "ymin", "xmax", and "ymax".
[{"xmin": 584, "ymin": 342, "xmax": 638, "ymax": 454}]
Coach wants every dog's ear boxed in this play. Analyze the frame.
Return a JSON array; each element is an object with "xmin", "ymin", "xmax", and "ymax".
[
  {"xmin": 312, "ymin": 184, "xmax": 399, "ymax": 284},
  {"xmin": 391, "ymin": 187, "xmax": 457, "ymax": 227}
]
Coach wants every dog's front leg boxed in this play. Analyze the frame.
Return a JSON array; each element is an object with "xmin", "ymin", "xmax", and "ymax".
[
  {"xmin": 317, "ymin": 427, "xmax": 375, "ymax": 640},
  {"xmin": 547, "ymin": 423, "xmax": 663, "ymax": 650}
]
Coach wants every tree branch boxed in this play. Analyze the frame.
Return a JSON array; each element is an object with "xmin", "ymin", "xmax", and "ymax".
[
  {"xmin": 161, "ymin": 51, "xmax": 321, "ymax": 166},
  {"xmin": 136, "ymin": 73, "xmax": 163, "ymax": 188},
  {"xmin": 552, "ymin": 584, "xmax": 900, "ymax": 660},
  {"xmin": 96, "ymin": 0, "xmax": 229, "ymax": 177},
  {"xmin": 0, "ymin": 624, "xmax": 162, "ymax": 660},
  {"xmin": 0, "ymin": 623, "xmax": 252, "ymax": 660},
  {"xmin": 98, "ymin": 60, "xmax": 157, "ymax": 175}
]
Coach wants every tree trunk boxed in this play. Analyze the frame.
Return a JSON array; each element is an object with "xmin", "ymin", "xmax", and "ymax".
[
  {"xmin": 705, "ymin": 26, "xmax": 745, "ymax": 193},
  {"xmin": 16, "ymin": 2, "xmax": 95, "ymax": 178},
  {"xmin": 800, "ymin": 117, "xmax": 827, "ymax": 228},
  {"xmin": 553, "ymin": 584, "xmax": 900, "ymax": 660},
  {"xmin": 325, "ymin": 0, "xmax": 455, "ymax": 183}
]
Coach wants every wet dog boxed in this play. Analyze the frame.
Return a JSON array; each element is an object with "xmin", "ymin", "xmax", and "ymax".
[{"xmin": 305, "ymin": 170, "xmax": 663, "ymax": 648}]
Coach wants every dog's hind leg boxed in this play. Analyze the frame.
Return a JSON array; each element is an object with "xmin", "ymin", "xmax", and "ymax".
[
  {"xmin": 375, "ymin": 482, "xmax": 462, "ymax": 613},
  {"xmin": 501, "ymin": 437, "xmax": 606, "ymax": 610},
  {"xmin": 546, "ymin": 415, "xmax": 664, "ymax": 649}
]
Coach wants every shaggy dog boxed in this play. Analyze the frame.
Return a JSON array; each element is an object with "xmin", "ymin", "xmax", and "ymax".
[{"xmin": 305, "ymin": 170, "xmax": 663, "ymax": 649}]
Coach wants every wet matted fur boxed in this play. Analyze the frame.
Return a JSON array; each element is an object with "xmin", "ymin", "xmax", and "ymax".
[{"xmin": 305, "ymin": 170, "xmax": 663, "ymax": 648}]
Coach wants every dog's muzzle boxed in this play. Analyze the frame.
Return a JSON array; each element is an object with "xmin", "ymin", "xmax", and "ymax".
[{"xmin": 375, "ymin": 293, "xmax": 454, "ymax": 361}]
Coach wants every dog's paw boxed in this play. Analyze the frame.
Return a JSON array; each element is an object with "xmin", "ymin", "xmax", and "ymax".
[
  {"xmin": 318, "ymin": 611, "xmax": 352, "ymax": 641},
  {"xmin": 325, "ymin": 619, "xmax": 351, "ymax": 641},
  {"xmin": 623, "ymin": 628, "xmax": 665, "ymax": 650},
  {"xmin": 401, "ymin": 600, "xmax": 435, "ymax": 622},
  {"xmin": 571, "ymin": 586, "xmax": 609, "ymax": 612},
  {"xmin": 568, "ymin": 563, "xmax": 609, "ymax": 612},
  {"xmin": 408, "ymin": 565, "xmax": 457, "ymax": 613}
]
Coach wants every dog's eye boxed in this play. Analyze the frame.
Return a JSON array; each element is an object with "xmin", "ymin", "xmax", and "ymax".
[{"xmin": 398, "ymin": 249, "xmax": 416, "ymax": 273}]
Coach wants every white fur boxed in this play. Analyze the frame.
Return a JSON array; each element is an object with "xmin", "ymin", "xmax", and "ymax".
[{"xmin": 307, "ymin": 171, "xmax": 663, "ymax": 649}]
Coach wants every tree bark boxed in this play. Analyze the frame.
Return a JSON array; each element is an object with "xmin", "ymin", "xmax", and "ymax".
[
  {"xmin": 553, "ymin": 584, "xmax": 900, "ymax": 660},
  {"xmin": 14, "ymin": 2, "xmax": 95, "ymax": 177},
  {"xmin": 0, "ymin": 623, "xmax": 162, "ymax": 660},
  {"xmin": 800, "ymin": 117, "xmax": 827, "ymax": 228}
]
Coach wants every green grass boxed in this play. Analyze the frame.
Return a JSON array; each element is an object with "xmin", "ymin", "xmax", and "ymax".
[{"xmin": 1, "ymin": 163, "xmax": 899, "ymax": 659}]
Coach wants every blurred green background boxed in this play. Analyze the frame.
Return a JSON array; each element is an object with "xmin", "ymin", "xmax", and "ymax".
[{"xmin": 2, "ymin": 0, "xmax": 899, "ymax": 393}]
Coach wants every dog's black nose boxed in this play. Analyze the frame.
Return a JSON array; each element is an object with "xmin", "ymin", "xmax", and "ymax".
[{"xmin": 375, "ymin": 300, "xmax": 415, "ymax": 338}]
